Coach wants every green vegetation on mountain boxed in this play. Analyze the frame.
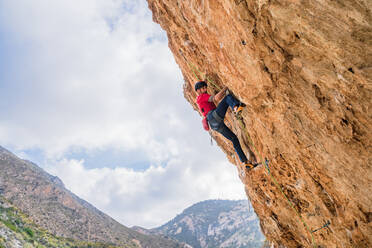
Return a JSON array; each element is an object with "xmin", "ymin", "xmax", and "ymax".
[
  {"xmin": 0, "ymin": 146, "xmax": 183, "ymax": 248},
  {"xmin": 0, "ymin": 196, "xmax": 127, "ymax": 248}
]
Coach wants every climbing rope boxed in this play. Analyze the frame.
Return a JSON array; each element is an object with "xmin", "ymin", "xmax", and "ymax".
[
  {"xmin": 179, "ymin": 50, "xmax": 221, "ymax": 91},
  {"xmin": 192, "ymin": 63, "xmax": 221, "ymax": 91},
  {"xmin": 189, "ymin": 60, "xmax": 202, "ymax": 81}
]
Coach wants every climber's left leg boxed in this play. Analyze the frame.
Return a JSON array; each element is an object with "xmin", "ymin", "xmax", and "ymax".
[{"xmin": 217, "ymin": 123, "xmax": 247, "ymax": 163}]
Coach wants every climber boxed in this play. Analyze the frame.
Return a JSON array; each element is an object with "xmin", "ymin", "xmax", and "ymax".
[{"xmin": 195, "ymin": 81, "xmax": 259, "ymax": 170}]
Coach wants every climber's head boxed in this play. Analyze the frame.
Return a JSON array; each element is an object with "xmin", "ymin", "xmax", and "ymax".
[{"xmin": 194, "ymin": 81, "xmax": 207, "ymax": 94}]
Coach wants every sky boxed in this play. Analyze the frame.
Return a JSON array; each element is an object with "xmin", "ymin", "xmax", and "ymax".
[{"xmin": 0, "ymin": 0, "xmax": 246, "ymax": 228}]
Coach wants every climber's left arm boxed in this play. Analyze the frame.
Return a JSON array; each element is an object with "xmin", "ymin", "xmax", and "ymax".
[{"xmin": 213, "ymin": 86, "xmax": 228, "ymax": 102}]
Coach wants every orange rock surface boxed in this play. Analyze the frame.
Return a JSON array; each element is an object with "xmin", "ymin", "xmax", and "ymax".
[{"xmin": 147, "ymin": 0, "xmax": 372, "ymax": 247}]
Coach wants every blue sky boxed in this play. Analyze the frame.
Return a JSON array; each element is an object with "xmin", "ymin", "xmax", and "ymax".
[{"xmin": 0, "ymin": 0, "xmax": 246, "ymax": 228}]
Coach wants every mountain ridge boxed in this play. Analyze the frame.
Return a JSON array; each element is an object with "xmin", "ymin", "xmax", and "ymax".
[
  {"xmin": 133, "ymin": 199, "xmax": 265, "ymax": 248},
  {"xmin": 0, "ymin": 145, "xmax": 184, "ymax": 248},
  {"xmin": 0, "ymin": 195, "xmax": 124, "ymax": 248}
]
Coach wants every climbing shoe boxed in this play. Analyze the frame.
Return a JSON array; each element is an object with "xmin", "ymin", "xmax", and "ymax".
[
  {"xmin": 244, "ymin": 162, "xmax": 260, "ymax": 171},
  {"xmin": 234, "ymin": 103, "xmax": 245, "ymax": 116}
]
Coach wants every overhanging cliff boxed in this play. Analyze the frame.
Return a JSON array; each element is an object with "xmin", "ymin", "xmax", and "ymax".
[{"xmin": 147, "ymin": 0, "xmax": 372, "ymax": 247}]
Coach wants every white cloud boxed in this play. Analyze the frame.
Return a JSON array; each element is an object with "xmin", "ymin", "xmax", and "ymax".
[
  {"xmin": 45, "ymin": 153, "xmax": 245, "ymax": 228},
  {"xmin": 0, "ymin": 0, "xmax": 247, "ymax": 228},
  {"xmin": 0, "ymin": 0, "xmax": 176, "ymax": 156}
]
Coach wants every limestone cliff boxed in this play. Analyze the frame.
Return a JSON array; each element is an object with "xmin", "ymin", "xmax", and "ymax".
[{"xmin": 147, "ymin": 0, "xmax": 372, "ymax": 247}]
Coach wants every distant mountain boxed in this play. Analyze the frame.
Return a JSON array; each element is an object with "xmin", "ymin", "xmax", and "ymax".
[
  {"xmin": 133, "ymin": 200, "xmax": 265, "ymax": 248},
  {"xmin": 0, "ymin": 146, "xmax": 183, "ymax": 248}
]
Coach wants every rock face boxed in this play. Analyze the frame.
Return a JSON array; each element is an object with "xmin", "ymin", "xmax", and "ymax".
[
  {"xmin": 0, "ymin": 146, "xmax": 184, "ymax": 248},
  {"xmin": 147, "ymin": 1, "xmax": 372, "ymax": 247},
  {"xmin": 134, "ymin": 200, "xmax": 265, "ymax": 248}
]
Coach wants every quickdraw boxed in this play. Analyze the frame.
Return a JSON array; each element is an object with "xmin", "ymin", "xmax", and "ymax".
[{"xmin": 312, "ymin": 220, "xmax": 331, "ymax": 233}]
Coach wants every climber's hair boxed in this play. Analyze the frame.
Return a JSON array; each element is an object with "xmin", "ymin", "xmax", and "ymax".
[{"xmin": 194, "ymin": 81, "xmax": 207, "ymax": 91}]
